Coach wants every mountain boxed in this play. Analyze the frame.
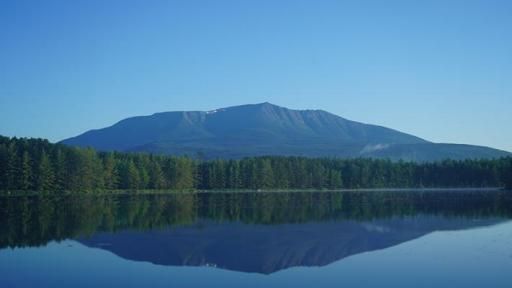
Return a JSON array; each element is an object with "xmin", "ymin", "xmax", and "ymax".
[
  {"xmin": 60, "ymin": 102, "xmax": 510, "ymax": 161},
  {"xmin": 78, "ymin": 217, "xmax": 505, "ymax": 274}
]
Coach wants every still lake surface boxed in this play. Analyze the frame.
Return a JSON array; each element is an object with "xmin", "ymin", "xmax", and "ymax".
[{"xmin": 1, "ymin": 191, "xmax": 511, "ymax": 287}]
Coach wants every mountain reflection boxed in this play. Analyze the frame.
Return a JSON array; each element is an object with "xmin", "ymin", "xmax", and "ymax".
[
  {"xmin": 1, "ymin": 191, "xmax": 511, "ymax": 273},
  {"xmin": 79, "ymin": 216, "xmax": 504, "ymax": 274}
]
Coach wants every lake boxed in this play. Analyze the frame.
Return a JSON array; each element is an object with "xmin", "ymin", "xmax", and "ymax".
[{"xmin": 1, "ymin": 191, "xmax": 511, "ymax": 287}]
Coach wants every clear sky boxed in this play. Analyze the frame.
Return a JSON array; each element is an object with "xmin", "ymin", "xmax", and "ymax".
[{"xmin": 1, "ymin": 0, "xmax": 511, "ymax": 151}]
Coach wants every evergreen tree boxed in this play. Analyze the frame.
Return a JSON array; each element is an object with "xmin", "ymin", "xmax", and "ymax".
[
  {"xmin": 175, "ymin": 158, "xmax": 195, "ymax": 190},
  {"xmin": 122, "ymin": 160, "xmax": 140, "ymax": 190},
  {"xmin": 53, "ymin": 149, "xmax": 68, "ymax": 191},
  {"xmin": 328, "ymin": 169, "xmax": 343, "ymax": 189},
  {"xmin": 20, "ymin": 151, "xmax": 33, "ymax": 190},
  {"xmin": 136, "ymin": 156, "xmax": 150, "ymax": 189},
  {"xmin": 103, "ymin": 153, "xmax": 119, "ymax": 189},
  {"xmin": 272, "ymin": 160, "xmax": 289, "ymax": 189},
  {"xmin": 6, "ymin": 142, "xmax": 20, "ymax": 190},
  {"xmin": 148, "ymin": 160, "xmax": 165, "ymax": 189},
  {"xmin": 37, "ymin": 150, "xmax": 55, "ymax": 191},
  {"xmin": 504, "ymin": 158, "xmax": 512, "ymax": 190},
  {"xmin": 257, "ymin": 159, "xmax": 274, "ymax": 189},
  {"xmin": 226, "ymin": 161, "xmax": 241, "ymax": 189},
  {"xmin": 0, "ymin": 144, "xmax": 7, "ymax": 189}
]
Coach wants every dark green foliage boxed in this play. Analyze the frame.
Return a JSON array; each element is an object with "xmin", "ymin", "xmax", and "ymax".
[
  {"xmin": 53, "ymin": 149, "xmax": 68, "ymax": 191},
  {"xmin": 36, "ymin": 150, "xmax": 55, "ymax": 191},
  {"xmin": 0, "ymin": 135, "xmax": 511, "ymax": 192},
  {"xmin": 504, "ymin": 158, "xmax": 512, "ymax": 190},
  {"xmin": 119, "ymin": 160, "xmax": 140, "ymax": 190},
  {"xmin": 6, "ymin": 142, "xmax": 20, "ymax": 189},
  {"xmin": 148, "ymin": 160, "xmax": 165, "ymax": 189},
  {"xmin": 0, "ymin": 144, "xmax": 7, "ymax": 188},
  {"xmin": 102, "ymin": 153, "xmax": 119, "ymax": 189},
  {"xmin": 1, "ymin": 191, "xmax": 512, "ymax": 249},
  {"xmin": 20, "ymin": 151, "xmax": 32, "ymax": 190}
]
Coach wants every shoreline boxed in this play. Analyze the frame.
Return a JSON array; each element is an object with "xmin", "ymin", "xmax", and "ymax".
[{"xmin": 0, "ymin": 187, "xmax": 508, "ymax": 197}]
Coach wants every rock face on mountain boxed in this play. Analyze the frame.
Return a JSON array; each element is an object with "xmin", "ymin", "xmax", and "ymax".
[
  {"xmin": 78, "ymin": 217, "xmax": 503, "ymax": 274},
  {"xmin": 61, "ymin": 102, "xmax": 510, "ymax": 161}
]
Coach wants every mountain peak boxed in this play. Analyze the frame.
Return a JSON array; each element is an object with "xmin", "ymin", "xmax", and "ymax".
[
  {"xmin": 256, "ymin": 101, "xmax": 274, "ymax": 106},
  {"xmin": 60, "ymin": 103, "xmax": 510, "ymax": 161},
  {"xmin": 222, "ymin": 102, "xmax": 280, "ymax": 111}
]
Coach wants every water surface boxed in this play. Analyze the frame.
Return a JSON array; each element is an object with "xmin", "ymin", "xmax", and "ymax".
[{"xmin": 1, "ymin": 191, "xmax": 511, "ymax": 287}]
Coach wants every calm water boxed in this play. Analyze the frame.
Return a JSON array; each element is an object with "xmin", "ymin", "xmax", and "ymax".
[{"xmin": 1, "ymin": 191, "xmax": 511, "ymax": 287}]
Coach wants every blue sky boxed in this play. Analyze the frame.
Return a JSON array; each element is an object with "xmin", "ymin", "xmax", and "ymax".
[{"xmin": 1, "ymin": 0, "xmax": 511, "ymax": 151}]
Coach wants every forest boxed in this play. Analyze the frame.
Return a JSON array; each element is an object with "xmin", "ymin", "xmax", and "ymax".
[{"xmin": 0, "ymin": 135, "xmax": 511, "ymax": 192}]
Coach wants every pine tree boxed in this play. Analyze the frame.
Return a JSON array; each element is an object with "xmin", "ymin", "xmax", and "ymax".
[
  {"xmin": 0, "ymin": 144, "xmax": 8, "ymax": 189},
  {"xmin": 504, "ymin": 158, "xmax": 512, "ymax": 190},
  {"xmin": 257, "ymin": 159, "xmax": 274, "ymax": 189},
  {"xmin": 272, "ymin": 160, "xmax": 289, "ymax": 189},
  {"xmin": 175, "ymin": 158, "xmax": 195, "ymax": 190},
  {"xmin": 311, "ymin": 162, "xmax": 326, "ymax": 189},
  {"xmin": 138, "ymin": 165, "xmax": 149, "ymax": 189},
  {"xmin": 103, "ymin": 153, "xmax": 119, "ymax": 189},
  {"xmin": 328, "ymin": 169, "xmax": 343, "ymax": 189},
  {"xmin": 6, "ymin": 142, "xmax": 20, "ymax": 190},
  {"xmin": 20, "ymin": 151, "xmax": 33, "ymax": 190},
  {"xmin": 148, "ymin": 160, "xmax": 165, "ymax": 189},
  {"xmin": 37, "ymin": 150, "xmax": 55, "ymax": 191},
  {"xmin": 53, "ymin": 149, "xmax": 68, "ymax": 191},
  {"xmin": 90, "ymin": 150, "xmax": 105, "ymax": 190},
  {"xmin": 125, "ymin": 160, "xmax": 140, "ymax": 189},
  {"xmin": 226, "ymin": 161, "xmax": 241, "ymax": 189}
]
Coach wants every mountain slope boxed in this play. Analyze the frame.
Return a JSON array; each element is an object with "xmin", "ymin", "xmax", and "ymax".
[{"xmin": 60, "ymin": 102, "xmax": 510, "ymax": 161}]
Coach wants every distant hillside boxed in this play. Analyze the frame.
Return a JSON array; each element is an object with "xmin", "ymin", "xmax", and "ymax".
[{"xmin": 60, "ymin": 102, "xmax": 510, "ymax": 161}]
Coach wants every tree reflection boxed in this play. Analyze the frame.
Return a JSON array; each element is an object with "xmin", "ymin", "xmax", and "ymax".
[{"xmin": 1, "ymin": 191, "xmax": 511, "ymax": 249}]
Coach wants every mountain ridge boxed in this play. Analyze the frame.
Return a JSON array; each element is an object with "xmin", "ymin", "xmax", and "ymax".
[{"xmin": 60, "ymin": 102, "xmax": 510, "ymax": 161}]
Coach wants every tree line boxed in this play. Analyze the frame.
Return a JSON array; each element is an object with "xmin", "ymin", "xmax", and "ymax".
[{"xmin": 0, "ymin": 135, "xmax": 511, "ymax": 192}]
